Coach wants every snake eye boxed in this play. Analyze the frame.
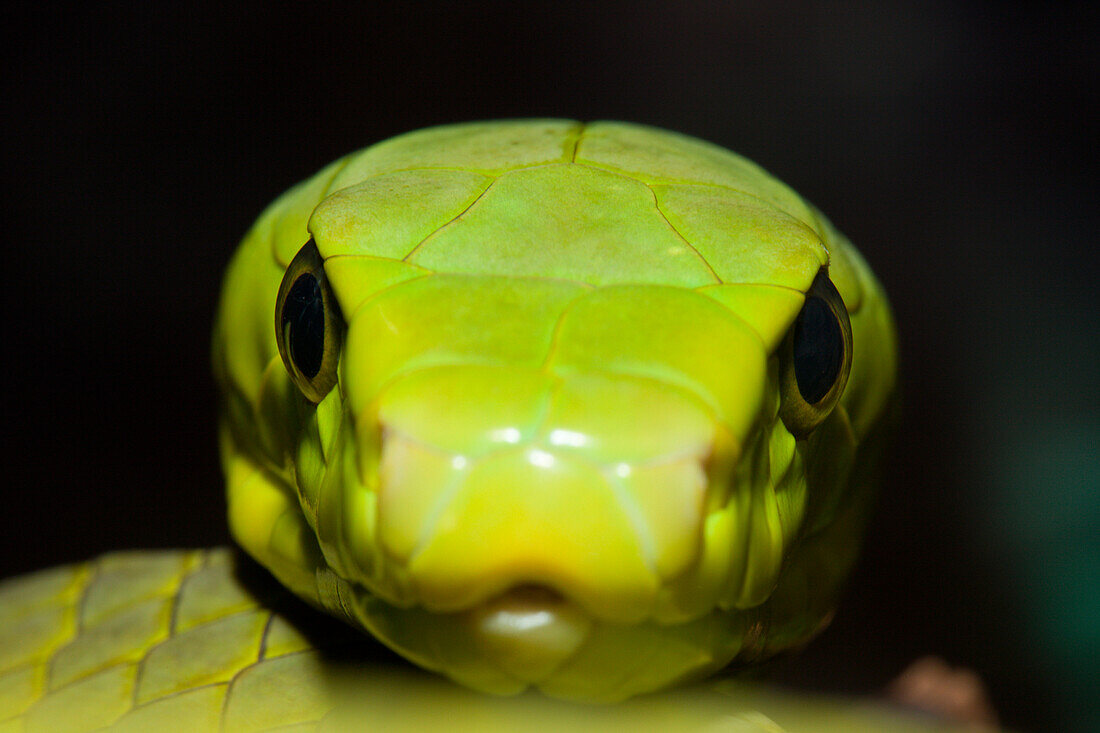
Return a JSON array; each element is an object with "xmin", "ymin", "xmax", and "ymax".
[
  {"xmin": 778, "ymin": 268, "xmax": 853, "ymax": 438},
  {"xmin": 275, "ymin": 238, "xmax": 344, "ymax": 402}
]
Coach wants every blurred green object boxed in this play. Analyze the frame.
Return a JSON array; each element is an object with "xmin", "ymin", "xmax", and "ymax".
[{"xmin": 989, "ymin": 420, "xmax": 1100, "ymax": 732}]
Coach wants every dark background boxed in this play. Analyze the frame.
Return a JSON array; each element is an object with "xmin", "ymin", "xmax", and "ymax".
[{"xmin": 2, "ymin": 3, "xmax": 1096, "ymax": 731}]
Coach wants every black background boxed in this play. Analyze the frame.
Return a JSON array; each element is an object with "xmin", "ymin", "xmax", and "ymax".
[{"xmin": 2, "ymin": 4, "xmax": 1096, "ymax": 731}]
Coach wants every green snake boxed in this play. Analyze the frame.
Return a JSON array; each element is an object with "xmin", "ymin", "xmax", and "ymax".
[{"xmin": 1, "ymin": 121, "xmax": 918, "ymax": 730}]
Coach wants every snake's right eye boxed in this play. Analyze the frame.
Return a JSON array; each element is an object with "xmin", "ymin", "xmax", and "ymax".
[
  {"xmin": 778, "ymin": 268, "xmax": 853, "ymax": 438},
  {"xmin": 275, "ymin": 238, "xmax": 344, "ymax": 403}
]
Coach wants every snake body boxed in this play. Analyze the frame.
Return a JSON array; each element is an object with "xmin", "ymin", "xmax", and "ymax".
[{"xmin": 1, "ymin": 121, "xmax": 907, "ymax": 729}]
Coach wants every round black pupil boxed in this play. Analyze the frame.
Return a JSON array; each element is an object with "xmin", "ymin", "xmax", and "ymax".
[
  {"xmin": 793, "ymin": 296, "xmax": 843, "ymax": 405},
  {"xmin": 283, "ymin": 273, "xmax": 325, "ymax": 379}
]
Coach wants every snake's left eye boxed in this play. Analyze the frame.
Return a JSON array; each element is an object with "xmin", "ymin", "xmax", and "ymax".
[
  {"xmin": 275, "ymin": 238, "xmax": 344, "ymax": 403},
  {"xmin": 778, "ymin": 268, "xmax": 853, "ymax": 438}
]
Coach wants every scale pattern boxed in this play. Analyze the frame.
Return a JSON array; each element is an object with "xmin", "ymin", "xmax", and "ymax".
[{"xmin": 0, "ymin": 549, "xmax": 364, "ymax": 732}]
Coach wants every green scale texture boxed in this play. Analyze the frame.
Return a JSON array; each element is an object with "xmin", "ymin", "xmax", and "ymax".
[
  {"xmin": 306, "ymin": 120, "xmax": 829, "ymax": 291},
  {"xmin": 0, "ymin": 550, "xmax": 349, "ymax": 731}
]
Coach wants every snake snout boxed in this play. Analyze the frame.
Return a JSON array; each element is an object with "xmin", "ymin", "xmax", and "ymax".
[
  {"xmin": 367, "ymin": 365, "xmax": 731, "ymax": 623},
  {"xmin": 372, "ymin": 434, "xmax": 715, "ymax": 623}
]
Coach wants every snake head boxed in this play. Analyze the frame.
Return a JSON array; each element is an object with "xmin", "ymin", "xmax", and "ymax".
[{"xmin": 213, "ymin": 121, "xmax": 898, "ymax": 701}]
